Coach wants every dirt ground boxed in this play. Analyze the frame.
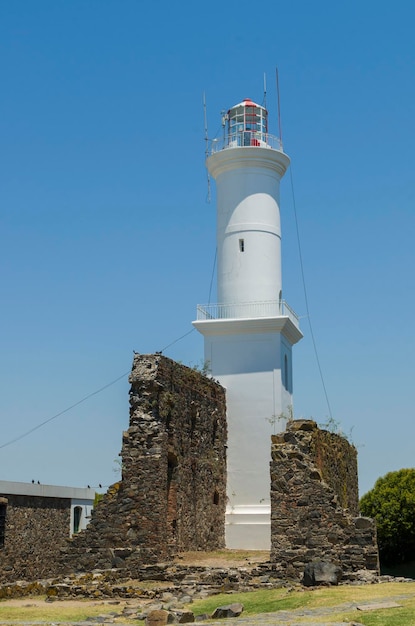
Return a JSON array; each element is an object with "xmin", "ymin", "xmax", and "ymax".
[{"xmin": 172, "ymin": 549, "xmax": 270, "ymax": 567}]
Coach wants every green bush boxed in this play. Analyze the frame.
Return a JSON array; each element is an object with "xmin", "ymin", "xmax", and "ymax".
[{"xmin": 360, "ymin": 468, "xmax": 415, "ymax": 566}]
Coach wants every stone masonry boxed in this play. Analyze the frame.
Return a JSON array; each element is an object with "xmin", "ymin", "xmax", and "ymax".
[
  {"xmin": 270, "ymin": 419, "xmax": 379, "ymax": 579},
  {"xmin": 0, "ymin": 494, "xmax": 70, "ymax": 583},
  {"xmin": 61, "ymin": 354, "xmax": 227, "ymax": 575}
]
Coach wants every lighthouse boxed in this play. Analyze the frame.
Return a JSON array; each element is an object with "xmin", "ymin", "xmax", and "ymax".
[{"xmin": 193, "ymin": 97, "xmax": 302, "ymax": 549}]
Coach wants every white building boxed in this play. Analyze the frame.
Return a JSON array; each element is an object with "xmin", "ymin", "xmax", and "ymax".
[{"xmin": 193, "ymin": 98, "xmax": 302, "ymax": 549}]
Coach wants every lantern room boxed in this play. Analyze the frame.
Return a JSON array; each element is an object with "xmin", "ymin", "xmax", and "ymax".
[{"xmin": 226, "ymin": 98, "xmax": 268, "ymax": 147}]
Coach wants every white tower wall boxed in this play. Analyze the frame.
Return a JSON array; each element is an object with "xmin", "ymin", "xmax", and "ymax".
[
  {"xmin": 193, "ymin": 98, "xmax": 302, "ymax": 549},
  {"xmin": 196, "ymin": 317, "xmax": 299, "ymax": 548},
  {"xmin": 210, "ymin": 148, "xmax": 290, "ymax": 308}
]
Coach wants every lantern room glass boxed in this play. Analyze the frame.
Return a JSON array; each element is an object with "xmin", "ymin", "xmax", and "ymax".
[{"xmin": 227, "ymin": 101, "xmax": 268, "ymax": 146}]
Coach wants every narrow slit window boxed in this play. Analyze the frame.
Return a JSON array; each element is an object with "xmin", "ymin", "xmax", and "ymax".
[
  {"xmin": 284, "ymin": 354, "xmax": 289, "ymax": 390},
  {"xmin": 239, "ymin": 238, "xmax": 245, "ymax": 252}
]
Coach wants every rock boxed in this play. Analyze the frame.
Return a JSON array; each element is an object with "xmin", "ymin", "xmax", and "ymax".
[
  {"xmin": 353, "ymin": 569, "xmax": 379, "ymax": 583},
  {"xmin": 162, "ymin": 592, "xmax": 175, "ymax": 601},
  {"xmin": 354, "ymin": 516, "xmax": 374, "ymax": 529},
  {"xmin": 211, "ymin": 603, "xmax": 244, "ymax": 618},
  {"xmin": 169, "ymin": 610, "xmax": 195, "ymax": 623},
  {"xmin": 146, "ymin": 609, "xmax": 170, "ymax": 626},
  {"xmin": 122, "ymin": 607, "xmax": 138, "ymax": 616},
  {"xmin": 290, "ymin": 420, "xmax": 317, "ymax": 432},
  {"xmin": 178, "ymin": 595, "xmax": 193, "ymax": 604},
  {"xmin": 113, "ymin": 548, "xmax": 132, "ymax": 559},
  {"xmin": 258, "ymin": 575, "xmax": 270, "ymax": 583},
  {"xmin": 303, "ymin": 561, "xmax": 342, "ymax": 586}
]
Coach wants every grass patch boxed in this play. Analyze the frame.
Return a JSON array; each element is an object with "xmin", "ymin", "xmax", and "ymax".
[
  {"xmin": 191, "ymin": 587, "xmax": 307, "ymax": 615},
  {"xmin": 188, "ymin": 582, "xmax": 415, "ymax": 621},
  {"xmin": 0, "ymin": 598, "xmax": 122, "ymax": 623}
]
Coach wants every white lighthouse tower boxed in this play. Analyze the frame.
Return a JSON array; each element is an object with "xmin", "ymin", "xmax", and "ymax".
[{"xmin": 193, "ymin": 97, "xmax": 302, "ymax": 549}]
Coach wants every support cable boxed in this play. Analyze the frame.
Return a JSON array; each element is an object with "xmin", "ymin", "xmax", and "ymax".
[
  {"xmin": 0, "ymin": 322, "xmax": 201, "ymax": 450},
  {"xmin": 208, "ymin": 247, "xmax": 217, "ymax": 305},
  {"xmin": 159, "ymin": 327, "xmax": 195, "ymax": 353},
  {"xmin": 0, "ymin": 371, "xmax": 130, "ymax": 450},
  {"xmin": 289, "ymin": 166, "xmax": 334, "ymax": 420}
]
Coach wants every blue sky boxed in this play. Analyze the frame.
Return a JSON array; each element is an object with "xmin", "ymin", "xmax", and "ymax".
[{"xmin": 0, "ymin": 1, "xmax": 414, "ymax": 497}]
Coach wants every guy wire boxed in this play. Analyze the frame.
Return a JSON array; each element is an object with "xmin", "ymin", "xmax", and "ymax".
[{"xmin": 289, "ymin": 166, "xmax": 334, "ymax": 421}]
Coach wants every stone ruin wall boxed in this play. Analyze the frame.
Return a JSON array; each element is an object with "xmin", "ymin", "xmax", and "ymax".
[
  {"xmin": 0, "ymin": 356, "xmax": 379, "ymax": 585},
  {"xmin": 270, "ymin": 419, "xmax": 379, "ymax": 579},
  {"xmin": 61, "ymin": 354, "xmax": 227, "ymax": 575},
  {"xmin": 0, "ymin": 494, "xmax": 70, "ymax": 583}
]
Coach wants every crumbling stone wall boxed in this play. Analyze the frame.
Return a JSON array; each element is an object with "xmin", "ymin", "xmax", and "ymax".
[
  {"xmin": 0, "ymin": 494, "xmax": 69, "ymax": 583},
  {"xmin": 270, "ymin": 420, "xmax": 379, "ymax": 579},
  {"xmin": 310, "ymin": 425, "xmax": 359, "ymax": 514},
  {"xmin": 62, "ymin": 354, "xmax": 227, "ymax": 575}
]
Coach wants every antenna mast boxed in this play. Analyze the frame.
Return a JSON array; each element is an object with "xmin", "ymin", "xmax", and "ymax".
[
  {"xmin": 276, "ymin": 67, "xmax": 283, "ymax": 146},
  {"xmin": 263, "ymin": 72, "xmax": 267, "ymax": 109},
  {"xmin": 203, "ymin": 92, "xmax": 211, "ymax": 202}
]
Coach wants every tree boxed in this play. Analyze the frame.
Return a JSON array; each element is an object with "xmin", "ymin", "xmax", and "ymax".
[{"xmin": 360, "ymin": 468, "xmax": 415, "ymax": 566}]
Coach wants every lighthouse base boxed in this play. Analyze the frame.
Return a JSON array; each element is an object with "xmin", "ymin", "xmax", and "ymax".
[
  {"xmin": 193, "ymin": 315, "xmax": 303, "ymax": 551},
  {"xmin": 225, "ymin": 504, "xmax": 270, "ymax": 550}
]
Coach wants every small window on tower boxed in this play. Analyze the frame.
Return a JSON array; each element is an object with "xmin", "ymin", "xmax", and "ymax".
[{"xmin": 239, "ymin": 239, "xmax": 245, "ymax": 252}]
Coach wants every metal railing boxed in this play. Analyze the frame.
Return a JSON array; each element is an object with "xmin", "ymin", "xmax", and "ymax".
[
  {"xmin": 209, "ymin": 132, "xmax": 283, "ymax": 154},
  {"xmin": 196, "ymin": 300, "xmax": 300, "ymax": 327}
]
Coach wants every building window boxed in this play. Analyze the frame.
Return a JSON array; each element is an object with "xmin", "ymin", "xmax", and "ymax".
[
  {"xmin": 239, "ymin": 239, "xmax": 245, "ymax": 252},
  {"xmin": 0, "ymin": 500, "xmax": 7, "ymax": 547},
  {"xmin": 73, "ymin": 506, "xmax": 82, "ymax": 534}
]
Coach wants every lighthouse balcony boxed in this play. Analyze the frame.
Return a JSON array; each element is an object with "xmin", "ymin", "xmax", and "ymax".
[
  {"xmin": 210, "ymin": 132, "xmax": 283, "ymax": 154},
  {"xmin": 196, "ymin": 300, "xmax": 300, "ymax": 328}
]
